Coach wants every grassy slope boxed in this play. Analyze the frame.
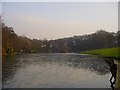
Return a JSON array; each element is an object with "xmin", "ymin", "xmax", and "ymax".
[{"xmin": 81, "ymin": 47, "xmax": 120, "ymax": 59}]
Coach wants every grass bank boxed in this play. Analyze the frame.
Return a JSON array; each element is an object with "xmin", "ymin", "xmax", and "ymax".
[
  {"xmin": 81, "ymin": 47, "xmax": 120, "ymax": 60},
  {"xmin": 81, "ymin": 47, "xmax": 120, "ymax": 89}
]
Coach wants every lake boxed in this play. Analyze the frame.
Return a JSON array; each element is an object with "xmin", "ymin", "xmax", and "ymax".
[{"xmin": 2, "ymin": 53, "xmax": 111, "ymax": 88}]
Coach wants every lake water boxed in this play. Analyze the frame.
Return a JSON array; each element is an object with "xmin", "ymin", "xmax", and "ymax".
[{"xmin": 2, "ymin": 53, "xmax": 111, "ymax": 88}]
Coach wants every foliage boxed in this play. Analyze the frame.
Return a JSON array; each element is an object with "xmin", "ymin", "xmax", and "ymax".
[
  {"xmin": 6, "ymin": 48, "xmax": 14, "ymax": 53},
  {"xmin": 2, "ymin": 21, "xmax": 119, "ymax": 53}
]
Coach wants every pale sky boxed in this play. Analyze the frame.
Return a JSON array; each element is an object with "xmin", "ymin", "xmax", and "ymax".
[{"xmin": 2, "ymin": 2, "xmax": 118, "ymax": 40}]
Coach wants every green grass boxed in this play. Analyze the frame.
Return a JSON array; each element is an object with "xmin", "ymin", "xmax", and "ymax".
[{"xmin": 81, "ymin": 47, "xmax": 120, "ymax": 59}]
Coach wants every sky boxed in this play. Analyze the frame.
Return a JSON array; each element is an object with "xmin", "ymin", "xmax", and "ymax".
[{"xmin": 2, "ymin": 2, "xmax": 118, "ymax": 40}]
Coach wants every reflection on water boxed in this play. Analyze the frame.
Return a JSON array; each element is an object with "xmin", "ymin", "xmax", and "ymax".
[{"xmin": 2, "ymin": 53, "xmax": 111, "ymax": 88}]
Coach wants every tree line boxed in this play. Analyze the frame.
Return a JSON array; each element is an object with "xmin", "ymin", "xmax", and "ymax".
[{"xmin": 2, "ymin": 22, "xmax": 120, "ymax": 54}]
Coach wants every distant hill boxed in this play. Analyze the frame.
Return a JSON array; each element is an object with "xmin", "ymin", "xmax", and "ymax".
[{"xmin": 2, "ymin": 22, "xmax": 120, "ymax": 53}]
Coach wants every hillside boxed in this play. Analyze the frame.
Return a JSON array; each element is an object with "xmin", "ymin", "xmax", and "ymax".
[{"xmin": 2, "ymin": 22, "xmax": 119, "ymax": 53}]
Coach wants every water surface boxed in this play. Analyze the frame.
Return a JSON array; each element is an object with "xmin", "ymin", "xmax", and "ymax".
[{"xmin": 2, "ymin": 53, "xmax": 111, "ymax": 88}]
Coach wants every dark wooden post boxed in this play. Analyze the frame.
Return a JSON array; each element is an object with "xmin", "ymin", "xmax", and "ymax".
[{"xmin": 115, "ymin": 61, "xmax": 120, "ymax": 90}]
